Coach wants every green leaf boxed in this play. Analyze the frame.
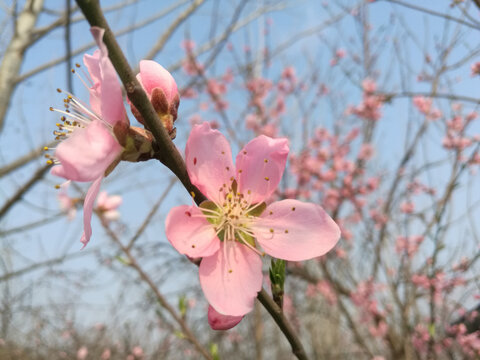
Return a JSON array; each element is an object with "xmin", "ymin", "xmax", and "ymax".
[
  {"xmin": 269, "ymin": 258, "xmax": 286, "ymax": 309},
  {"xmin": 178, "ymin": 295, "xmax": 187, "ymax": 317},
  {"xmin": 174, "ymin": 330, "xmax": 185, "ymax": 339},
  {"xmin": 210, "ymin": 343, "xmax": 220, "ymax": 360},
  {"xmin": 115, "ymin": 256, "xmax": 131, "ymax": 266}
]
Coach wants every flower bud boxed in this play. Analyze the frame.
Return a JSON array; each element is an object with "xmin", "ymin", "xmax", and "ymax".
[{"xmin": 132, "ymin": 60, "xmax": 180, "ymax": 139}]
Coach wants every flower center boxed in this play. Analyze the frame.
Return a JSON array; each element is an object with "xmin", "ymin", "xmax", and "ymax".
[{"xmin": 199, "ymin": 180, "xmax": 266, "ymax": 256}]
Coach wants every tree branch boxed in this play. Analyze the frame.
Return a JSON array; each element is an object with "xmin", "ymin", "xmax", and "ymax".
[
  {"xmin": 74, "ymin": 2, "xmax": 310, "ymax": 359},
  {"xmin": 0, "ymin": 0, "xmax": 44, "ymax": 132}
]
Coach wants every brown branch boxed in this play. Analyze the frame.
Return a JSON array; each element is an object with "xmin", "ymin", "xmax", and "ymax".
[
  {"xmin": 17, "ymin": 1, "xmax": 189, "ymax": 84},
  {"xmin": 75, "ymin": 0, "xmax": 205, "ymax": 202},
  {"xmin": 144, "ymin": 0, "xmax": 206, "ymax": 60},
  {"xmin": 0, "ymin": 0, "xmax": 44, "ymax": 132},
  {"xmin": 474, "ymin": 0, "xmax": 480, "ymax": 11},
  {"xmin": 0, "ymin": 248, "xmax": 94, "ymax": 282},
  {"xmin": 384, "ymin": 0, "xmax": 480, "ymax": 30},
  {"xmin": 101, "ymin": 220, "xmax": 213, "ymax": 360},
  {"xmin": 125, "ymin": 177, "xmax": 176, "ymax": 250},
  {"xmin": 0, "ymin": 163, "xmax": 50, "ymax": 220},
  {"xmin": 257, "ymin": 289, "xmax": 309, "ymax": 360},
  {"xmin": 0, "ymin": 140, "xmax": 55, "ymax": 178}
]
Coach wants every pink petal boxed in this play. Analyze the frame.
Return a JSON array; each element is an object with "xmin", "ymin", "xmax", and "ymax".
[
  {"xmin": 51, "ymin": 121, "xmax": 122, "ymax": 182},
  {"xmin": 85, "ymin": 27, "xmax": 127, "ymax": 126},
  {"xmin": 207, "ymin": 305, "xmax": 243, "ymax": 330},
  {"xmin": 253, "ymin": 199, "xmax": 340, "ymax": 261},
  {"xmin": 236, "ymin": 135, "xmax": 288, "ymax": 204},
  {"xmin": 138, "ymin": 60, "xmax": 178, "ymax": 102},
  {"xmin": 185, "ymin": 123, "xmax": 235, "ymax": 202},
  {"xmin": 83, "ymin": 50, "xmax": 102, "ymax": 116},
  {"xmin": 199, "ymin": 242, "xmax": 263, "ymax": 316},
  {"xmin": 80, "ymin": 176, "xmax": 103, "ymax": 248},
  {"xmin": 99, "ymin": 194, "xmax": 122, "ymax": 210},
  {"xmin": 96, "ymin": 191, "xmax": 107, "ymax": 206},
  {"xmin": 102, "ymin": 210, "xmax": 120, "ymax": 221},
  {"xmin": 165, "ymin": 205, "xmax": 220, "ymax": 258}
]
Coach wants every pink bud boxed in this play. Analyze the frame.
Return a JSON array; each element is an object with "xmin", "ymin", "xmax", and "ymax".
[{"xmin": 132, "ymin": 60, "xmax": 180, "ymax": 137}]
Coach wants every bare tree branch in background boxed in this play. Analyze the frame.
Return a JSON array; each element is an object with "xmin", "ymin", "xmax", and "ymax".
[{"xmin": 0, "ymin": 0, "xmax": 44, "ymax": 132}]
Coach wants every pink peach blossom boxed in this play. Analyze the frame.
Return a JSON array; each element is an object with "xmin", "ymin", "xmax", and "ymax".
[
  {"xmin": 49, "ymin": 27, "xmax": 128, "ymax": 248},
  {"xmin": 96, "ymin": 191, "xmax": 122, "ymax": 221},
  {"xmin": 400, "ymin": 201, "xmax": 415, "ymax": 214},
  {"xmin": 165, "ymin": 122, "xmax": 340, "ymax": 318},
  {"xmin": 471, "ymin": 62, "xmax": 480, "ymax": 76},
  {"xmin": 132, "ymin": 346, "xmax": 144, "ymax": 357},
  {"xmin": 76, "ymin": 346, "xmax": 88, "ymax": 360}
]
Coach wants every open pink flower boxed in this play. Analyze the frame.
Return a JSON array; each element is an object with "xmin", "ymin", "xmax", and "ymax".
[
  {"xmin": 165, "ymin": 122, "xmax": 340, "ymax": 318},
  {"xmin": 48, "ymin": 27, "xmax": 128, "ymax": 248}
]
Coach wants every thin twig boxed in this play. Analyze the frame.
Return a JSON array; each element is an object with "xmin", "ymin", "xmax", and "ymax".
[
  {"xmin": 0, "ymin": 164, "xmax": 50, "ymax": 220},
  {"xmin": 257, "ymin": 289, "xmax": 309, "ymax": 360},
  {"xmin": 0, "ymin": 140, "xmax": 55, "ymax": 178},
  {"xmin": 101, "ymin": 220, "xmax": 213, "ymax": 360},
  {"xmin": 125, "ymin": 177, "xmax": 176, "ymax": 250},
  {"xmin": 144, "ymin": 0, "xmax": 206, "ymax": 60}
]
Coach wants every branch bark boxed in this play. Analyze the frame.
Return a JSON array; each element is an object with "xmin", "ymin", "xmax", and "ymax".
[{"xmin": 0, "ymin": 0, "xmax": 44, "ymax": 132}]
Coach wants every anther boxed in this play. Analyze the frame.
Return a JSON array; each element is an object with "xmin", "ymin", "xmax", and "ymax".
[
  {"xmin": 291, "ymin": 207, "xmax": 296, "ymax": 211},
  {"xmin": 56, "ymin": 88, "xmax": 62, "ymax": 93},
  {"xmin": 264, "ymin": 159, "xmax": 268, "ymax": 163},
  {"xmin": 54, "ymin": 184, "xmax": 60, "ymax": 189},
  {"xmin": 285, "ymin": 230, "xmax": 289, "ymax": 233},
  {"xmin": 43, "ymin": 146, "xmax": 49, "ymax": 151},
  {"xmin": 49, "ymin": 107, "xmax": 54, "ymax": 111},
  {"xmin": 46, "ymin": 160, "xmax": 53, "ymax": 165},
  {"xmin": 265, "ymin": 177, "xmax": 270, "ymax": 181},
  {"xmin": 75, "ymin": 63, "xmax": 81, "ymax": 68},
  {"xmin": 269, "ymin": 228, "xmax": 274, "ymax": 233},
  {"xmin": 190, "ymin": 191, "xmax": 195, "ymax": 198}
]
